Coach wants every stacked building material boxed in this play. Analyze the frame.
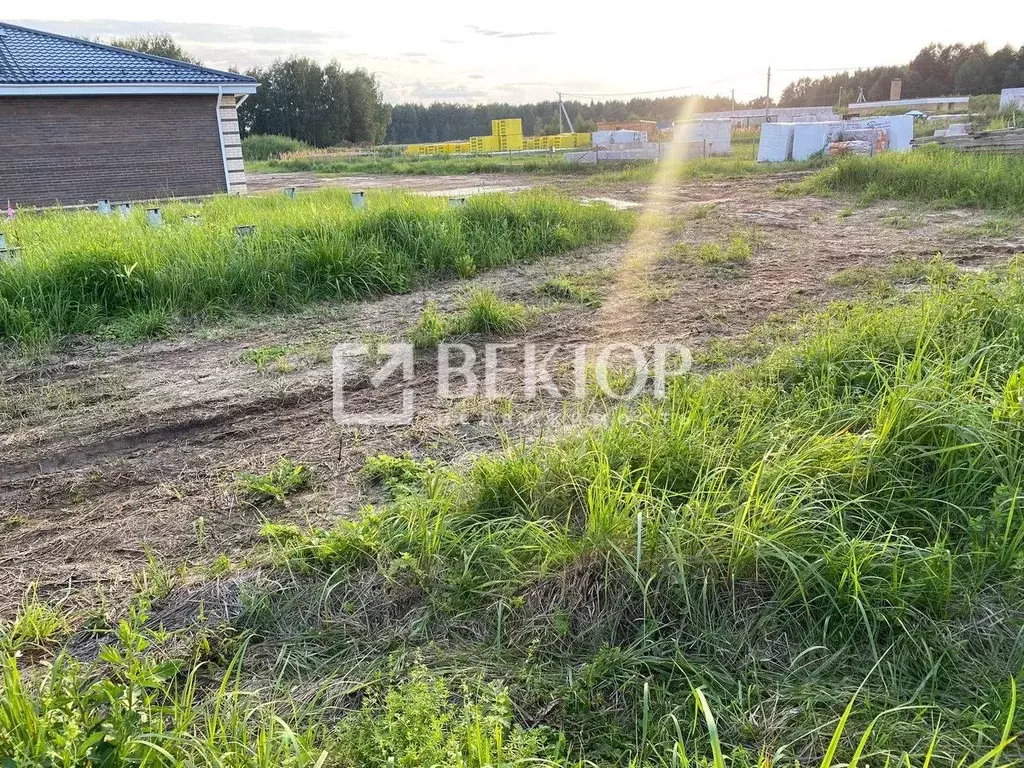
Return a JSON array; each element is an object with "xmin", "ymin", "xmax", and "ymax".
[
  {"xmin": 404, "ymin": 120, "xmax": 592, "ymax": 156},
  {"xmin": 673, "ymin": 119, "xmax": 733, "ymax": 156},
  {"xmin": 596, "ymin": 120, "xmax": 658, "ymax": 138},
  {"xmin": 757, "ymin": 123, "xmax": 795, "ymax": 162},
  {"xmin": 759, "ymin": 115, "xmax": 913, "ymax": 162},
  {"xmin": 912, "ymin": 127, "xmax": 1024, "ymax": 153}
]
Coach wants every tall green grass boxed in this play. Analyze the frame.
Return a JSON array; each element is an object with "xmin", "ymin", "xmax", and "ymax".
[
  {"xmin": 240, "ymin": 133, "xmax": 312, "ymax": 161},
  {"xmin": 251, "ymin": 259, "xmax": 1024, "ymax": 763},
  {"xmin": 0, "ymin": 189, "xmax": 630, "ymax": 346},
  {"xmin": 801, "ymin": 146, "xmax": 1024, "ymax": 210},
  {"xmin": 9, "ymin": 259, "xmax": 1024, "ymax": 765},
  {"xmin": 250, "ymin": 152, "xmax": 600, "ymax": 176}
]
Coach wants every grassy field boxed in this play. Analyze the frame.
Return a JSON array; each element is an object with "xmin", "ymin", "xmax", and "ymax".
[
  {"xmin": 799, "ymin": 147, "xmax": 1024, "ymax": 210},
  {"xmin": 6, "ymin": 258, "xmax": 1024, "ymax": 765},
  {"xmin": 0, "ymin": 189, "xmax": 630, "ymax": 348},
  {"xmin": 250, "ymin": 152, "xmax": 591, "ymax": 176},
  {"xmin": 247, "ymin": 134, "xmax": 816, "ymax": 181}
]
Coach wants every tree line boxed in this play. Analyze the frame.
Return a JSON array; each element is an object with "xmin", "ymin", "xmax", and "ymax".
[
  {"xmin": 102, "ymin": 36, "xmax": 391, "ymax": 147},
  {"xmin": 779, "ymin": 42, "xmax": 1024, "ymax": 107},
  {"xmin": 109, "ymin": 34, "xmax": 1022, "ymax": 148},
  {"xmin": 236, "ymin": 59, "xmax": 391, "ymax": 146},
  {"xmin": 384, "ymin": 94, "xmax": 763, "ymax": 144}
]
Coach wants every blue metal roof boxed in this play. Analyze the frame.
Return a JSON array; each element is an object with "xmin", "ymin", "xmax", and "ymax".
[{"xmin": 0, "ymin": 22, "xmax": 255, "ymax": 86}]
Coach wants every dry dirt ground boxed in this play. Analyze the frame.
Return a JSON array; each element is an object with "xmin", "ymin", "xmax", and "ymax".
[{"xmin": 2, "ymin": 172, "xmax": 1022, "ymax": 620}]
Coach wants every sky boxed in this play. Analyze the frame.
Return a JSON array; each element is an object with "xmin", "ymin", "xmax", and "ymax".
[{"xmin": 12, "ymin": 1, "xmax": 1024, "ymax": 105}]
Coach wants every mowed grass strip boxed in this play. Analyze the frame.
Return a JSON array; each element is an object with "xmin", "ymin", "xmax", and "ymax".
[
  {"xmin": 799, "ymin": 145, "xmax": 1024, "ymax": 210},
  {"xmin": 0, "ymin": 189, "xmax": 631, "ymax": 346}
]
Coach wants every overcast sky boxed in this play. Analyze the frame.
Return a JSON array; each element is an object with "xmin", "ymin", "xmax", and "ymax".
[{"xmin": 12, "ymin": 1, "xmax": 1023, "ymax": 104}]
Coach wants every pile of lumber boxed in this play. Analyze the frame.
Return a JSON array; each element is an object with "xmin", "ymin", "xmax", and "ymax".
[{"xmin": 912, "ymin": 127, "xmax": 1024, "ymax": 153}]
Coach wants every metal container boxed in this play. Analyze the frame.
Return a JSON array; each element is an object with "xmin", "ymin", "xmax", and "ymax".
[
  {"xmin": 98, "ymin": 199, "xmax": 112, "ymax": 215},
  {"xmin": 351, "ymin": 191, "xmax": 366, "ymax": 210},
  {"xmin": 146, "ymin": 208, "xmax": 163, "ymax": 227}
]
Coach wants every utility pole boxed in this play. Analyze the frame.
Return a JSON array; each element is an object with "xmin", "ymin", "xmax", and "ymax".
[
  {"xmin": 764, "ymin": 67, "xmax": 771, "ymax": 124},
  {"xmin": 731, "ymin": 89, "xmax": 735, "ymax": 112},
  {"xmin": 557, "ymin": 92, "xmax": 563, "ymax": 135}
]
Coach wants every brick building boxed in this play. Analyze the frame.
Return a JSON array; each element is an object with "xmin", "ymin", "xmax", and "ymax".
[{"xmin": 0, "ymin": 22, "xmax": 257, "ymax": 208}]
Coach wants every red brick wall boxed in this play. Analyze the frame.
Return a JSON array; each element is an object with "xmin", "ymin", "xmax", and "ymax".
[{"xmin": 0, "ymin": 94, "xmax": 228, "ymax": 208}]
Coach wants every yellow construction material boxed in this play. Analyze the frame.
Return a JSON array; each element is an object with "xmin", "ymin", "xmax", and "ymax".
[
  {"xmin": 499, "ymin": 134, "xmax": 523, "ymax": 151},
  {"xmin": 492, "ymin": 118, "xmax": 523, "ymax": 136},
  {"xmin": 403, "ymin": 120, "xmax": 590, "ymax": 156}
]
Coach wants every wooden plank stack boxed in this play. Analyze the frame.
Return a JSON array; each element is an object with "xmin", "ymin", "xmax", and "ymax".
[{"xmin": 912, "ymin": 127, "xmax": 1024, "ymax": 153}]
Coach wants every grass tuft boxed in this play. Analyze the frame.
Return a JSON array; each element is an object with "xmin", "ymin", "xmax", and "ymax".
[
  {"xmin": 236, "ymin": 457, "xmax": 311, "ymax": 503},
  {"xmin": 407, "ymin": 289, "xmax": 529, "ymax": 347}
]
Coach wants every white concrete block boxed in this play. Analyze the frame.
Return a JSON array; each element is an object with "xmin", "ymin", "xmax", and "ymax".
[
  {"xmin": 792, "ymin": 122, "xmax": 844, "ymax": 160},
  {"xmin": 757, "ymin": 123, "xmax": 795, "ymax": 162}
]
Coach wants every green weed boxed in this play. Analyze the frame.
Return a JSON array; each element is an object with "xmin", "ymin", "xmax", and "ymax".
[
  {"xmin": 537, "ymin": 276, "xmax": 602, "ymax": 307},
  {"xmin": 239, "ymin": 345, "xmax": 293, "ymax": 371},
  {"xmin": 236, "ymin": 458, "xmax": 311, "ymax": 503},
  {"xmin": 1, "ymin": 589, "xmax": 69, "ymax": 652},
  {"xmin": 333, "ymin": 664, "xmax": 551, "ymax": 768},
  {"xmin": 362, "ymin": 453, "xmax": 440, "ymax": 497}
]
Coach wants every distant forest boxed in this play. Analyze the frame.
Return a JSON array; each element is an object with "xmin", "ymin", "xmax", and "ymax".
[
  {"xmin": 384, "ymin": 94, "xmax": 759, "ymax": 144},
  {"xmin": 387, "ymin": 41, "xmax": 1024, "ymax": 144},
  {"xmin": 108, "ymin": 34, "xmax": 1024, "ymax": 147},
  {"xmin": 779, "ymin": 42, "xmax": 1024, "ymax": 106}
]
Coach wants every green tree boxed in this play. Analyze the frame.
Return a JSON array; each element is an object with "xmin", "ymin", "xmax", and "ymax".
[
  {"xmin": 237, "ymin": 58, "xmax": 389, "ymax": 146},
  {"xmin": 955, "ymin": 51, "xmax": 993, "ymax": 93},
  {"xmin": 106, "ymin": 33, "xmax": 202, "ymax": 65}
]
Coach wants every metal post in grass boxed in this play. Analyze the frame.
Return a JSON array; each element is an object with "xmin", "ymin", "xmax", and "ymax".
[
  {"xmin": 351, "ymin": 190, "xmax": 366, "ymax": 210},
  {"xmin": 0, "ymin": 232, "xmax": 22, "ymax": 262},
  {"xmin": 98, "ymin": 199, "xmax": 112, "ymax": 215},
  {"xmin": 146, "ymin": 208, "xmax": 163, "ymax": 228},
  {"xmin": 284, "ymin": 187, "xmax": 297, "ymax": 199}
]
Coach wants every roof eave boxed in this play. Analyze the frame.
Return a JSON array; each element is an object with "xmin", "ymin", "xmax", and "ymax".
[{"xmin": 0, "ymin": 82, "xmax": 258, "ymax": 96}]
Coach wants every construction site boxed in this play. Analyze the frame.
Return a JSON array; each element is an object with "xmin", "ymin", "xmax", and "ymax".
[{"xmin": 4, "ymin": 19, "xmax": 1024, "ymax": 767}]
